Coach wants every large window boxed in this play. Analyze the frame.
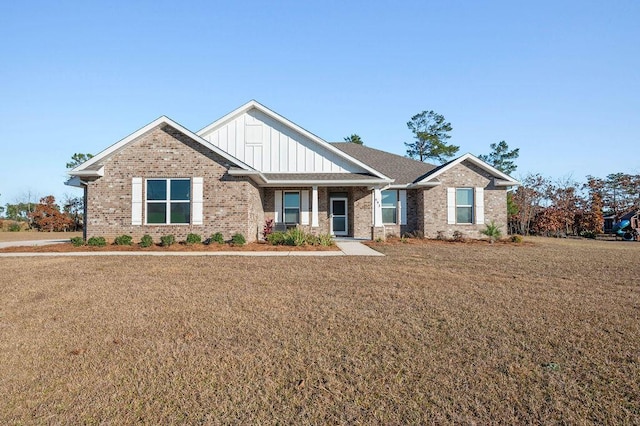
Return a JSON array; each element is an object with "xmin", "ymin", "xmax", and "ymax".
[
  {"xmin": 146, "ymin": 179, "xmax": 191, "ymax": 224},
  {"xmin": 456, "ymin": 188, "xmax": 473, "ymax": 224},
  {"xmin": 283, "ymin": 192, "xmax": 300, "ymax": 224},
  {"xmin": 381, "ymin": 190, "xmax": 397, "ymax": 224}
]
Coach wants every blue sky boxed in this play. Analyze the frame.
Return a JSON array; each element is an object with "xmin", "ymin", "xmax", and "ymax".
[{"xmin": 1, "ymin": 0, "xmax": 638, "ymax": 206}]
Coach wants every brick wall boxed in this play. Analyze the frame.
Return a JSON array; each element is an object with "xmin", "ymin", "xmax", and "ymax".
[
  {"xmin": 85, "ymin": 125, "xmax": 263, "ymax": 243},
  {"xmin": 421, "ymin": 160, "xmax": 508, "ymax": 239}
]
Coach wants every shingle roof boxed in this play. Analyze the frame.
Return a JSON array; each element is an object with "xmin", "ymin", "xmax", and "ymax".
[{"xmin": 330, "ymin": 143, "xmax": 437, "ymax": 185}]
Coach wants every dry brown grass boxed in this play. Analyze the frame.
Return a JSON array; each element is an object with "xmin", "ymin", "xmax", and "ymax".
[
  {"xmin": 0, "ymin": 231, "xmax": 81, "ymax": 243},
  {"xmin": 1, "ymin": 237, "xmax": 638, "ymax": 423}
]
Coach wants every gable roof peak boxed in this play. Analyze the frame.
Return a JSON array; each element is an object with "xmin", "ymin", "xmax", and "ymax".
[
  {"xmin": 68, "ymin": 115, "xmax": 254, "ymax": 176},
  {"xmin": 197, "ymin": 101, "xmax": 392, "ymax": 181},
  {"xmin": 415, "ymin": 152, "xmax": 520, "ymax": 187}
]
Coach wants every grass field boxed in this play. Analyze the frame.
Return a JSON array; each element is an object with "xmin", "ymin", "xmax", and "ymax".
[
  {"xmin": 1, "ymin": 237, "xmax": 638, "ymax": 423},
  {"xmin": 0, "ymin": 231, "xmax": 81, "ymax": 243}
]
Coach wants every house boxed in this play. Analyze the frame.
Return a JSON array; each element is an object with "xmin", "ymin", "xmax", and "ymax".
[{"xmin": 66, "ymin": 100, "xmax": 520, "ymax": 242}]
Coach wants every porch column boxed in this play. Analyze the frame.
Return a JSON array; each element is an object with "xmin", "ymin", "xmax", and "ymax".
[
  {"xmin": 373, "ymin": 187, "xmax": 383, "ymax": 227},
  {"xmin": 311, "ymin": 186, "xmax": 319, "ymax": 227}
]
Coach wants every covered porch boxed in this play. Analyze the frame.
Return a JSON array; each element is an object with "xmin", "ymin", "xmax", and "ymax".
[{"xmin": 263, "ymin": 185, "xmax": 387, "ymax": 240}]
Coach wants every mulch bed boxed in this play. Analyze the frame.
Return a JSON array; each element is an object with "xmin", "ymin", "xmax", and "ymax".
[{"xmin": 0, "ymin": 241, "xmax": 340, "ymax": 253}]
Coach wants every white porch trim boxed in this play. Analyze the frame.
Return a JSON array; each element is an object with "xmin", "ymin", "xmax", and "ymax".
[{"xmin": 311, "ymin": 186, "xmax": 319, "ymax": 227}]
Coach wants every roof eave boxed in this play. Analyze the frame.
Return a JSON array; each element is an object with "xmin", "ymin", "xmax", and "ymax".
[
  {"xmin": 68, "ymin": 166, "xmax": 105, "ymax": 178},
  {"xmin": 227, "ymin": 168, "xmax": 393, "ymax": 187},
  {"xmin": 411, "ymin": 181, "xmax": 442, "ymax": 188},
  {"xmin": 494, "ymin": 178, "xmax": 520, "ymax": 187},
  {"xmin": 64, "ymin": 176, "xmax": 85, "ymax": 188}
]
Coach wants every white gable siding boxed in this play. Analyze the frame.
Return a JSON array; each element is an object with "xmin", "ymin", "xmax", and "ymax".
[{"xmin": 199, "ymin": 109, "xmax": 368, "ymax": 174}]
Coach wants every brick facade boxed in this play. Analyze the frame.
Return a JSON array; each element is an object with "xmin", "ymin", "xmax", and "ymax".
[
  {"xmin": 85, "ymin": 125, "xmax": 263, "ymax": 243},
  {"xmin": 83, "ymin": 129, "xmax": 507, "ymax": 243},
  {"xmin": 421, "ymin": 160, "xmax": 507, "ymax": 239}
]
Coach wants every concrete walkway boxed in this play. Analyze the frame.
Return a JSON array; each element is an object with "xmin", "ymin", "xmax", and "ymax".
[
  {"xmin": 0, "ymin": 240, "xmax": 383, "ymax": 257},
  {"xmin": 335, "ymin": 241, "xmax": 384, "ymax": 256},
  {"xmin": 0, "ymin": 239, "xmax": 71, "ymax": 249}
]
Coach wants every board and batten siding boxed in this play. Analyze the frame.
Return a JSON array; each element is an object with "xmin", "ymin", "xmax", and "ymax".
[{"xmin": 199, "ymin": 109, "xmax": 368, "ymax": 174}]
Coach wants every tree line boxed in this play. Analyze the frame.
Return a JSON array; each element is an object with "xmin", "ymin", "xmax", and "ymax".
[
  {"xmin": 1, "ymin": 194, "xmax": 83, "ymax": 232},
  {"xmin": 510, "ymin": 172, "xmax": 639, "ymax": 237},
  {"xmin": 0, "ymin": 154, "xmax": 93, "ymax": 231},
  {"xmin": 345, "ymin": 108, "xmax": 637, "ymax": 237}
]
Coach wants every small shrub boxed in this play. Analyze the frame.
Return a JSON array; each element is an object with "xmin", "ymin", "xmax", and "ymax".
[
  {"xmin": 452, "ymin": 231, "xmax": 465, "ymax": 242},
  {"xmin": 580, "ymin": 230, "xmax": 596, "ymax": 239},
  {"xmin": 267, "ymin": 231, "xmax": 286, "ymax": 245},
  {"xmin": 510, "ymin": 234, "xmax": 523, "ymax": 243},
  {"xmin": 8, "ymin": 222, "xmax": 21, "ymax": 232},
  {"xmin": 262, "ymin": 218, "xmax": 274, "ymax": 239},
  {"xmin": 70, "ymin": 236, "xmax": 84, "ymax": 247},
  {"xmin": 436, "ymin": 231, "xmax": 446, "ymax": 241},
  {"xmin": 185, "ymin": 233, "xmax": 202, "ymax": 245},
  {"xmin": 231, "ymin": 233, "xmax": 246, "ymax": 246},
  {"xmin": 316, "ymin": 233, "xmax": 334, "ymax": 246},
  {"xmin": 480, "ymin": 221, "xmax": 502, "ymax": 244},
  {"xmin": 404, "ymin": 230, "xmax": 423, "ymax": 239},
  {"xmin": 87, "ymin": 236, "xmax": 107, "ymax": 247},
  {"xmin": 284, "ymin": 228, "xmax": 306, "ymax": 246},
  {"xmin": 210, "ymin": 232, "xmax": 225, "ymax": 244},
  {"xmin": 374, "ymin": 237, "xmax": 384, "ymax": 243},
  {"xmin": 160, "ymin": 234, "xmax": 176, "ymax": 247},
  {"xmin": 139, "ymin": 234, "xmax": 154, "ymax": 248},
  {"xmin": 114, "ymin": 234, "xmax": 133, "ymax": 246},
  {"xmin": 400, "ymin": 236, "xmax": 408, "ymax": 243}
]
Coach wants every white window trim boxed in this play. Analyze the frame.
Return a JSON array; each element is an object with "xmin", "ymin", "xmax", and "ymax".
[
  {"xmin": 381, "ymin": 189, "xmax": 398, "ymax": 225},
  {"xmin": 283, "ymin": 191, "xmax": 301, "ymax": 225},
  {"xmin": 455, "ymin": 187, "xmax": 474, "ymax": 225},
  {"xmin": 145, "ymin": 178, "xmax": 191, "ymax": 225}
]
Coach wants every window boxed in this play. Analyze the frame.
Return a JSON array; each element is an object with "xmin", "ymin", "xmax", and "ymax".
[
  {"xmin": 381, "ymin": 190, "xmax": 397, "ymax": 224},
  {"xmin": 146, "ymin": 179, "xmax": 191, "ymax": 224},
  {"xmin": 283, "ymin": 192, "xmax": 300, "ymax": 224},
  {"xmin": 456, "ymin": 188, "xmax": 473, "ymax": 224}
]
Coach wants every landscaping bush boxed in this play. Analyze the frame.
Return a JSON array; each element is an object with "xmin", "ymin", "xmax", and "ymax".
[
  {"xmin": 8, "ymin": 222, "xmax": 21, "ymax": 232},
  {"xmin": 160, "ymin": 234, "xmax": 176, "ymax": 247},
  {"xmin": 315, "ymin": 233, "xmax": 335, "ymax": 247},
  {"xmin": 284, "ymin": 228, "xmax": 306, "ymax": 246},
  {"xmin": 139, "ymin": 234, "xmax": 154, "ymax": 248},
  {"xmin": 266, "ymin": 231, "xmax": 286, "ymax": 245},
  {"xmin": 114, "ymin": 234, "xmax": 133, "ymax": 246},
  {"xmin": 452, "ymin": 231, "xmax": 465, "ymax": 242},
  {"xmin": 580, "ymin": 230, "xmax": 596, "ymax": 239},
  {"xmin": 480, "ymin": 221, "xmax": 502, "ymax": 244},
  {"xmin": 262, "ymin": 218, "xmax": 274, "ymax": 239},
  {"xmin": 231, "ymin": 233, "xmax": 246, "ymax": 246},
  {"xmin": 70, "ymin": 236, "xmax": 84, "ymax": 247},
  {"xmin": 210, "ymin": 232, "xmax": 225, "ymax": 244},
  {"xmin": 265, "ymin": 229, "xmax": 332, "ymax": 247},
  {"xmin": 87, "ymin": 236, "xmax": 107, "ymax": 247},
  {"xmin": 511, "ymin": 234, "xmax": 523, "ymax": 243},
  {"xmin": 185, "ymin": 233, "xmax": 202, "ymax": 245}
]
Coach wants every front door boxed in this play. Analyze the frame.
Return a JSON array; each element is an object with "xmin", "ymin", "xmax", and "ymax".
[{"xmin": 330, "ymin": 197, "xmax": 348, "ymax": 236}]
